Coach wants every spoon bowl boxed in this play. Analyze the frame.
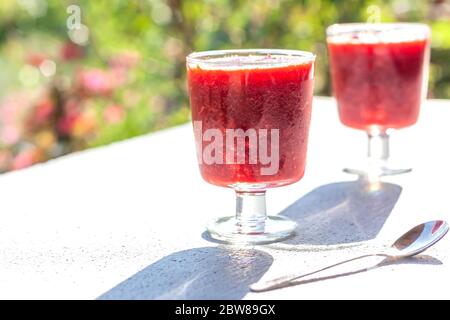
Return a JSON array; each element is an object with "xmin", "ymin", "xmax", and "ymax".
[{"xmin": 388, "ymin": 220, "xmax": 449, "ymax": 258}]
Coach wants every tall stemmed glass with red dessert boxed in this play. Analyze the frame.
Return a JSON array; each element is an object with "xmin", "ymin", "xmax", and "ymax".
[
  {"xmin": 187, "ymin": 49, "xmax": 315, "ymax": 244},
  {"xmin": 327, "ymin": 23, "xmax": 430, "ymax": 178}
]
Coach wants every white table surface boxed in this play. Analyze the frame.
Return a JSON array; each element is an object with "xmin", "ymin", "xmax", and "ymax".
[{"xmin": 1, "ymin": 96, "xmax": 450, "ymax": 300}]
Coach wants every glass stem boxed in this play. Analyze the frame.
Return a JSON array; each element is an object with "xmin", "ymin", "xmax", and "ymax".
[
  {"xmin": 235, "ymin": 191, "xmax": 267, "ymax": 233},
  {"xmin": 367, "ymin": 130, "xmax": 390, "ymax": 165}
]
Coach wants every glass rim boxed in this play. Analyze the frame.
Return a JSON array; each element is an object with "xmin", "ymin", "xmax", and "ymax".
[
  {"xmin": 326, "ymin": 22, "xmax": 431, "ymax": 37},
  {"xmin": 186, "ymin": 49, "xmax": 316, "ymax": 66}
]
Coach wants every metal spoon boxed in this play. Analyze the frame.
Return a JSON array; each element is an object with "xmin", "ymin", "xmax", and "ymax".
[{"xmin": 250, "ymin": 220, "xmax": 448, "ymax": 292}]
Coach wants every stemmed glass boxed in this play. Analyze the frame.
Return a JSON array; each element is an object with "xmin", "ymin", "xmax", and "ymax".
[
  {"xmin": 326, "ymin": 23, "xmax": 430, "ymax": 178},
  {"xmin": 186, "ymin": 49, "xmax": 315, "ymax": 244}
]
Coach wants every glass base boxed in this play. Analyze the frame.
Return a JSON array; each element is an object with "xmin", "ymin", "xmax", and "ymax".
[
  {"xmin": 343, "ymin": 164, "xmax": 411, "ymax": 178},
  {"xmin": 344, "ymin": 130, "xmax": 412, "ymax": 179},
  {"xmin": 207, "ymin": 215, "xmax": 297, "ymax": 245}
]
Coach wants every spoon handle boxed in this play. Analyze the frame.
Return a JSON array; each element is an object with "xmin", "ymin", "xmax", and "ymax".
[{"xmin": 250, "ymin": 253, "xmax": 386, "ymax": 292}]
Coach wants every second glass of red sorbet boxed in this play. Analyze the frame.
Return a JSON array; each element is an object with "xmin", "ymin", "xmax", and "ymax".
[{"xmin": 327, "ymin": 23, "xmax": 430, "ymax": 178}]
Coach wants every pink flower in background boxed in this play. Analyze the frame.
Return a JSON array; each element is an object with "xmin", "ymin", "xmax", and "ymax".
[
  {"xmin": 0, "ymin": 92, "xmax": 31, "ymax": 123},
  {"xmin": 109, "ymin": 51, "xmax": 140, "ymax": 70},
  {"xmin": 76, "ymin": 68, "xmax": 125, "ymax": 97},
  {"xmin": 0, "ymin": 125, "xmax": 21, "ymax": 146},
  {"xmin": 1, "ymin": 45, "xmax": 136, "ymax": 173},
  {"xmin": 57, "ymin": 111, "xmax": 79, "ymax": 136},
  {"xmin": 104, "ymin": 104, "xmax": 125, "ymax": 124},
  {"xmin": 0, "ymin": 93, "xmax": 32, "ymax": 146},
  {"xmin": 60, "ymin": 42, "xmax": 85, "ymax": 61},
  {"xmin": 33, "ymin": 96, "xmax": 55, "ymax": 125},
  {"xmin": 110, "ymin": 67, "xmax": 127, "ymax": 86},
  {"xmin": 11, "ymin": 147, "xmax": 42, "ymax": 170},
  {"xmin": 26, "ymin": 53, "xmax": 47, "ymax": 67},
  {"xmin": 0, "ymin": 102, "xmax": 18, "ymax": 124},
  {"xmin": 64, "ymin": 98, "xmax": 81, "ymax": 113},
  {"xmin": 77, "ymin": 69, "xmax": 111, "ymax": 96}
]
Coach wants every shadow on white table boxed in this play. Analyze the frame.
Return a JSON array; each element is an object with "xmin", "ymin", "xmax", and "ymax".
[
  {"xmin": 98, "ymin": 247, "xmax": 273, "ymax": 300},
  {"xmin": 281, "ymin": 179, "xmax": 402, "ymax": 245},
  {"xmin": 200, "ymin": 179, "xmax": 402, "ymax": 247}
]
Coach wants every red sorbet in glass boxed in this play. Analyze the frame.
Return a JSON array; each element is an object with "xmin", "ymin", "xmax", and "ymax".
[
  {"xmin": 328, "ymin": 32, "xmax": 429, "ymax": 130},
  {"xmin": 188, "ymin": 55, "xmax": 314, "ymax": 188}
]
